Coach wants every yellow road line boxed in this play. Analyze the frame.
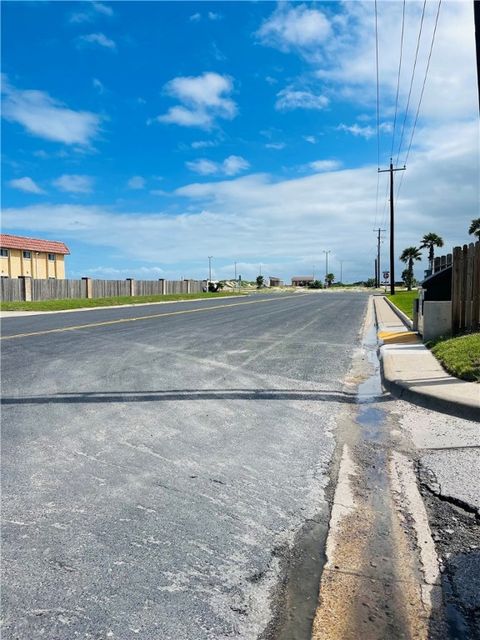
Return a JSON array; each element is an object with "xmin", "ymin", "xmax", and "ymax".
[{"xmin": 1, "ymin": 294, "xmax": 310, "ymax": 341}]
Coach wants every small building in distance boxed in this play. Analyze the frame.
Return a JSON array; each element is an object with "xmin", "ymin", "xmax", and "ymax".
[
  {"xmin": 0, "ymin": 233, "xmax": 70, "ymax": 279},
  {"xmin": 269, "ymin": 277, "xmax": 283, "ymax": 287},
  {"xmin": 291, "ymin": 276, "xmax": 314, "ymax": 287}
]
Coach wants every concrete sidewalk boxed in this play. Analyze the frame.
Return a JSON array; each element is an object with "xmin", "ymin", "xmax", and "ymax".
[{"xmin": 374, "ymin": 296, "xmax": 479, "ymax": 421}]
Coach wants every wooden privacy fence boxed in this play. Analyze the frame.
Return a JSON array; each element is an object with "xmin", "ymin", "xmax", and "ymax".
[
  {"xmin": 451, "ymin": 241, "xmax": 480, "ymax": 334},
  {"xmin": 0, "ymin": 278, "xmax": 206, "ymax": 303},
  {"xmin": 433, "ymin": 253, "xmax": 452, "ymax": 273}
]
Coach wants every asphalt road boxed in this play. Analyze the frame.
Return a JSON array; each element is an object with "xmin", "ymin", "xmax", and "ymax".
[{"xmin": 1, "ymin": 292, "xmax": 368, "ymax": 639}]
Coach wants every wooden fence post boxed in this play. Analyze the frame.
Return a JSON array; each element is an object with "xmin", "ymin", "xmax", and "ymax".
[
  {"xmin": 126, "ymin": 278, "xmax": 135, "ymax": 296},
  {"xmin": 451, "ymin": 246, "xmax": 462, "ymax": 335},
  {"xmin": 472, "ymin": 241, "xmax": 480, "ymax": 330},
  {"xmin": 20, "ymin": 276, "xmax": 32, "ymax": 302},
  {"xmin": 82, "ymin": 277, "xmax": 93, "ymax": 299},
  {"xmin": 465, "ymin": 244, "xmax": 474, "ymax": 329},
  {"xmin": 459, "ymin": 245, "xmax": 468, "ymax": 331}
]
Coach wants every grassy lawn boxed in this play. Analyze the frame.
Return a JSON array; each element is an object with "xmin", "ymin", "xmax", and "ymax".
[
  {"xmin": 386, "ymin": 290, "xmax": 418, "ymax": 319},
  {"xmin": 1, "ymin": 291, "xmax": 244, "ymax": 312},
  {"xmin": 429, "ymin": 333, "xmax": 480, "ymax": 382}
]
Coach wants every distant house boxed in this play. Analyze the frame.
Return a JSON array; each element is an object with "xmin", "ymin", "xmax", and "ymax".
[
  {"xmin": 291, "ymin": 276, "xmax": 314, "ymax": 287},
  {"xmin": 269, "ymin": 277, "xmax": 283, "ymax": 287},
  {"xmin": 0, "ymin": 233, "xmax": 70, "ymax": 279}
]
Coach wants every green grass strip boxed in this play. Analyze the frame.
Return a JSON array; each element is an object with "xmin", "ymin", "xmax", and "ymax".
[
  {"xmin": 1, "ymin": 291, "xmax": 244, "ymax": 312},
  {"xmin": 430, "ymin": 333, "xmax": 480, "ymax": 382},
  {"xmin": 386, "ymin": 290, "xmax": 418, "ymax": 320}
]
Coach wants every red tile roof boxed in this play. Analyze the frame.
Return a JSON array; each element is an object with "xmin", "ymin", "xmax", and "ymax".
[{"xmin": 0, "ymin": 233, "xmax": 70, "ymax": 255}]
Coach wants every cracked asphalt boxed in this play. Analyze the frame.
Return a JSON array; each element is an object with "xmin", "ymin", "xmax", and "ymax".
[{"xmin": 1, "ymin": 292, "xmax": 369, "ymax": 639}]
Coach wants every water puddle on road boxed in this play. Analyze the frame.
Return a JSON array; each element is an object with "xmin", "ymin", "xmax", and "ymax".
[
  {"xmin": 310, "ymin": 299, "xmax": 433, "ymax": 640},
  {"xmin": 264, "ymin": 299, "xmax": 436, "ymax": 640}
]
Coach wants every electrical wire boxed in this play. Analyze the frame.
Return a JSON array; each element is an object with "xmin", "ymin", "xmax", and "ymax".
[
  {"xmin": 397, "ymin": 0, "xmax": 442, "ymax": 198},
  {"xmin": 395, "ymin": 0, "xmax": 427, "ymax": 168},
  {"xmin": 373, "ymin": 0, "xmax": 381, "ymax": 229},
  {"xmin": 390, "ymin": 0, "xmax": 406, "ymax": 158}
]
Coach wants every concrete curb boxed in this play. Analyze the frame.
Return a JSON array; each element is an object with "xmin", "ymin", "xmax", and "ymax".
[
  {"xmin": 383, "ymin": 295, "xmax": 414, "ymax": 330},
  {"xmin": 373, "ymin": 297, "xmax": 479, "ymax": 422},
  {"xmin": 379, "ymin": 352, "xmax": 480, "ymax": 422}
]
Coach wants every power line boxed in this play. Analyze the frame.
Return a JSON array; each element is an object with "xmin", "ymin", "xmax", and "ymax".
[
  {"xmin": 397, "ymin": 0, "xmax": 442, "ymax": 198},
  {"xmin": 373, "ymin": 0, "xmax": 381, "ymax": 229},
  {"xmin": 374, "ymin": 0, "xmax": 381, "ymax": 170},
  {"xmin": 390, "ymin": 0, "xmax": 406, "ymax": 158},
  {"xmin": 395, "ymin": 0, "xmax": 427, "ymax": 168}
]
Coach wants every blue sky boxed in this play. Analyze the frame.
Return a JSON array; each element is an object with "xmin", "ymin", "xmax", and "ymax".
[{"xmin": 2, "ymin": 1, "xmax": 478, "ymax": 282}]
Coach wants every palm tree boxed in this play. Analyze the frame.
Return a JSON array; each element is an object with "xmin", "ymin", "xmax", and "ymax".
[
  {"xmin": 469, "ymin": 218, "xmax": 480, "ymax": 239},
  {"xmin": 420, "ymin": 233, "xmax": 444, "ymax": 273},
  {"xmin": 400, "ymin": 247, "xmax": 422, "ymax": 291},
  {"xmin": 325, "ymin": 273, "xmax": 335, "ymax": 287}
]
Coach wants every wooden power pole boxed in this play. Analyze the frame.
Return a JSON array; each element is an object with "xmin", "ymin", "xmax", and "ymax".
[{"xmin": 379, "ymin": 160, "xmax": 405, "ymax": 295}]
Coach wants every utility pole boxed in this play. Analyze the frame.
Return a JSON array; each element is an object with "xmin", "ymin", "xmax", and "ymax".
[
  {"xmin": 378, "ymin": 160, "xmax": 405, "ymax": 295},
  {"xmin": 208, "ymin": 256, "xmax": 212, "ymax": 287},
  {"xmin": 234, "ymin": 261, "xmax": 237, "ymax": 280},
  {"xmin": 313, "ymin": 264, "xmax": 315, "ymax": 281},
  {"xmin": 259, "ymin": 263, "xmax": 262, "ymax": 277},
  {"xmin": 373, "ymin": 228, "xmax": 385, "ymax": 288},
  {"xmin": 323, "ymin": 250, "xmax": 330, "ymax": 286},
  {"xmin": 340, "ymin": 260, "xmax": 343, "ymax": 284}
]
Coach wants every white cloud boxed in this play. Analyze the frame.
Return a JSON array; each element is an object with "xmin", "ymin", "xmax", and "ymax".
[
  {"xmin": 191, "ymin": 140, "xmax": 218, "ymax": 149},
  {"xmin": 185, "ymin": 159, "xmax": 218, "ymax": 176},
  {"xmin": 53, "ymin": 174, "xmax": 94, "ymax": 194},
  {"xmin": 318, "ymin": 1, "xmax": 476, "ymax": 123},
  {"xmin": 70, "ymin": 2, "xmax": 113, "ymax": 22},
  {"xmin": 157, "ymin": 72, "xmax": 237, "ymax": 129},
  {"xmin": 92, "ymin": 3, "xmax": 113, "ymax": 17},
  {"xmin": 158, "ymin": 106, "xmax": 212, "ymax": 128},
  {"xmin": 275, "ymin": 88, "xmax": 329, "ymax": 111},
  {"xmin": 3, "ymin": 120, "xmax": 477, "ymax": 282},
  {"xmin": 189, "ymin": 13, "xmax": 201, "ymax": 22},
  {"xmin": 1, "ymin": 77, "xmax": 101, "ymax": 146},
  {"xmin": 265, "ymin": 76, "xmax": 278, "ymax": 85},
  {"xmin": 257, "ymin": 1, "xmax": 477, "ymax": 139},
  {"xmin": 78, "ymin": 32, "xmax": 116, "ymax": 50},
  {"xmin": 92, "ymin": 78, "xmax": 105, "ymax": 94},
  {"xmin": 186, "ymin": 155, "xmax": 250, "ymax": 177},
  {"xmin": 265, "ymin": 143, "xmax": 286, "ymax": 150},
  {"xmin": 127, "ymin": 176, "xmax": 146, "ymax": 190},
  {"xmin": 256, "ymin": 4, "xmax": 331, "ymax": 53},
  {"xmin": 70, "ymin": 11, "xmax": 92, "ymax": 24},
  {"xmin": 84, "ymin": 265, "xmax": 166, "ymax": 278},
  {"xmin": 309, "ymin": 160, "xmax": 341, "ymax": 172},
  {"xmin": 337, "ymin": 122, "xmax": 392, "ymax": 140},
  {"xmin": 9, "ymin": 177, "xmax": 45, "ymax": 194},
  {"xmin": 222, "ymin": 156, "xmax": 250, "ymax": 176},
  {"xmin": 208, "ymin": 12, "xmax": 221, "ymax": 21},
  {"xmin": 303, "ymin": 135, "xmax": 317, "ymax": 144}
]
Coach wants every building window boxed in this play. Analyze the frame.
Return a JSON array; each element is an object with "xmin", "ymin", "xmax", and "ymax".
[
  {"xmin": 0, "ymin": 249, "xmax": 8, "ymax": 257},
  {"xmin": 23, "ymin": 251, "xmax": 31, "ymax": 259},
  {"xmin": 48, "ymin": 253, "xmax": 56, "ymax": 261}
]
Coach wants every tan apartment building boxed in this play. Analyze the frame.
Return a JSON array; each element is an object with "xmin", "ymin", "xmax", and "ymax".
[{"xmin": 0, "ymin": 233, "xmax": 70, "ymax": 279}]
